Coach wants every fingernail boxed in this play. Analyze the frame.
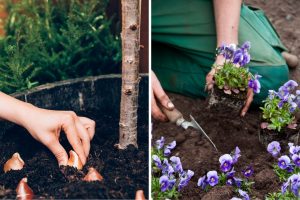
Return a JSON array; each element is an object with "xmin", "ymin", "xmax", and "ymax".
[
  {"xmin": 241, "ymin": 112, "xmax": 246, "ymax": 117},
  {"xmin": 167, "ymin": 102, "xmax": 174, "ymax": 109}
]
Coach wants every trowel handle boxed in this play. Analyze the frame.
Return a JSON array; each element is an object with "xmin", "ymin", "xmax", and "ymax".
[{"xmin": 160, "ymin": 106, "xmax": 183, "ymax": 123}]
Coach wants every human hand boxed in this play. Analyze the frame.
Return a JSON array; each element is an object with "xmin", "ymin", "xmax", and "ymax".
[
  {"xmin": 205, "ymin": 55, "xmax": 253, "ymax": 117},
  {"xmin": 21, "ymin": 107, "xmax": 95, "ymax": 166},
  {"xmin": 151, "ymin": 71, "xmax": 174, "ymax": 122}
]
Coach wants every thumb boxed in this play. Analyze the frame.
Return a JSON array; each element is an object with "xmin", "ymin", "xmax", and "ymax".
[{"xmin": 47, "ymin": 140, "xmax": 68, "ymax": 166}]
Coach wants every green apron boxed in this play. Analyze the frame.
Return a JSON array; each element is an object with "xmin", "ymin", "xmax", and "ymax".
[{"xmin": 152, "ymin": 0, "xmax": 289, "ymax": 104}]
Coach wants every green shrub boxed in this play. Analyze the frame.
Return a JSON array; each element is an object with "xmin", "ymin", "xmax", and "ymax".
[{"xmin": 0, "ymin": 0, "xmax": 121, "ymax": 93}]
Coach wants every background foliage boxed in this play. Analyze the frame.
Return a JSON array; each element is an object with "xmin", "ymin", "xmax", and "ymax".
[{"xmin": 0, "ymin": 0, "xmax": 121, "ymax": 93}]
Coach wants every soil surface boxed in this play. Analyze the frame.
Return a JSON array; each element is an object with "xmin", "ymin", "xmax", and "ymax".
[
  {"xmin": 153, "ymin": 1, "xmax": 300, "ymax": 199},
  {"xmin": 0, "ymin": 111, "xmax": 148, "ymax": 199}
]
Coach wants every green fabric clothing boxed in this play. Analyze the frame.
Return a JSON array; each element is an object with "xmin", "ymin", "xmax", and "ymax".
[{"xmin": 152, "ymin": 0, "xmax": 289, "ymax": 104}]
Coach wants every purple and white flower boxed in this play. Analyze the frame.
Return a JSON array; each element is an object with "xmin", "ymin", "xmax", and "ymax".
[
  {"xmin": 278, "ymin": 155, "xmax": 291, "ymax": 170},
  {"xmin": 197, "ymin": 175, "xmax": 207, "ymax": 190},
  {"xmin": 232, "ymin": 147, "xmax": 241, "ymax": 164},
  {"xmin": 162, "ymin": 159, "xmax": 174, "ymax": 176},
  {"xmin": 242, "ymin": 166, "xmax": 254, "ymax": 178},
  {"xmin": 178, "ymin": 170, "xmax": 194, "ymax": 191},
  {"xmin": 267, "ymin": 141, "xmax": 281, "ymax": 157},
  {"xmin": 164, "ymin": 141, "xmax": 176, "ymax": 156},
  {"xmin": 292, "ymin": 154, "xmax": 300, "ymax": 167},
  {"xmin": 238, "ymin": 189, "xmax": 250, "ymax": 200},
  {"xmin": 284, "ymin": 80, "xmax": 298, "ymax": 91},
  {"xmin": 248, "ymin": 74, "xmax": 262, "ymax": 94},
  {"xmin": 159, "ymin": 175, "xmax": 170, "ymax": 192},
  {"xmin": 152, "ymin": 155, "xmax": 162, "ymax": 169},
  {"xmin": 207, "ymin": 170, "xmax": 219, "ymax": 187},
  {"xmin": 155, "ymin": 136, "xmax": 165, "ymax": 150},
  {"xmin": 219, "ymin": 154, "xmax": 233, "ymax": 172},
  {"xmin": 170, "ymin": 156, "xmax": 183, "ymax": 173}
]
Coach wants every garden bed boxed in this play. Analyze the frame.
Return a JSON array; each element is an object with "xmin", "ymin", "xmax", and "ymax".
[
  {"xmin": 0, "ymin": 74, "xmax": 149, "ymax": 199},
  {"xmin": 152, "ymin": 93, "xmax": 286, "ymax": 200}
]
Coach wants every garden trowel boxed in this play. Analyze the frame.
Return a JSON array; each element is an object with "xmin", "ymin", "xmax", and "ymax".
[{"xmin": 161, "ymin": 106, "xmax": 218, "ymax": 152}]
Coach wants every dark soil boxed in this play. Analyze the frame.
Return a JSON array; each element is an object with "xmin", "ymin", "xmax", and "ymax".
[
  {"xmin": 0, "ymin": 111, "xmax": 148, "ymax": 199},
  {"xmin": 208, "ymin": 86, "xmax": 247, "ymax": 117},
  {"xmin": 152, "ymin": 93, "xmax": 282, "ymax": 200}
]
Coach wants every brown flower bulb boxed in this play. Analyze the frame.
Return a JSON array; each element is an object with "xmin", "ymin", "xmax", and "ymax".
[
  {"xmin": 16, "ymin": 178, "xmax": 34, "ymax": 200},
  {"xmin": 83, "ymin": 167, "xmax": 103, "ymax": 182},
  {"xmin": 67, "ymin": 150, "xmax": 83, "ymax": 170},
  {"xmin": 135, "ymin": 190, "xmax": 145, "ymax": 200},
  {"xmin": 3, "ymin": 153, "xmax": 25, "ymax": 173}
]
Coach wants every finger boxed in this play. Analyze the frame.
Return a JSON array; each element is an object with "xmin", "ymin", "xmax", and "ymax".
[
  {"xmin": 206, "ymin": 69, "xmax": 215, "ymax": 91},
  {"xmin": 241, "ymin": 88, "xmax": 254, "ymax": 117},
  {"xmin": 47, "ymin": 140, "xmax": 68, "ymax": 166},
  {"xmin": 75, "ymin": 120, "xmax": 91, "ymax": 157},
  {"xmin": 151, "ymin": 92, "xmax": 168, "ymax": 122},
  {"xmin": 152, "ymin": 71, "xmax": 174, "ymax": 110},
  {"xmin": 78, "ymin": 117, "xmax": 96, "ymax": 140},
  {"xmin": 62, "ymin": 121, "xmax": 87, "ymax": 165}
]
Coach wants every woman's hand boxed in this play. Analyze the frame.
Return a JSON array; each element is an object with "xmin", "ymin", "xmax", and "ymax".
[
  {"xmin": 0, "ymin": 92, "xmax": 95, "ymax": 166},
  {"xmin": 151, "ymin": 71, "xmax": 174, "ymax": 122},
  {"xmin": 205, "ymin": 56, "xmax": 253, "ymax": 117},
  {"xmin": 22, "ymin": 108, "xmax": 95, "ymax": 166}
]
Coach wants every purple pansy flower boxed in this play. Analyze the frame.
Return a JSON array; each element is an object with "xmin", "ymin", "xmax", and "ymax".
[
  {"xmin": 268, "ymin": 90, "xmax": 277, "ymax": 100},
  {"xmin": 178, "ymin": 170, "xmax": 194, "ymax": 191},
  {"xmin": 155, "ymin": 136, "xmax": 165, "ymax": 150},
  {"xmin": 226, "ymin": 177, "xmax": 234, "ymax": 186},
  {"xmin": 248, "ymin": 74, "xmax": 261, "ymax": 94},
  {"xmin": 241, "ymin": 41, "xmax": 251, "ymax": 50},
  {"xmin": 240, "ymin": 53, "xmax": 250, "ymax": 66},
  {"xmin": 232, "ymin": 147, "xmax": 241, "ymax": 164},
  {"xmin": 292, "ymin": 154, "xmax": 300, "ymax": 167},
  {"xmin": 231, "ymin": 198, "xmax": 243, "ymax": 200},
  {"xmin": 219, "ymin": 154, "xmax": 233, "ymax": 172},
  {"xmin": 278, "ymin": 155, "xmax": 291, "ymax": 170},
  {"xmin": 234, "ymin": 177, "xmax": 243, "ymax": 188},
  {"xmin": 159, "ymin": 175, "xmax": 169, "ymax": 192},
  {"xmin": 289, "ymin": 143, "xmax": 300, "ymax": 155},
  {"xmin": 164, "ymin": 141, "xmax": 176, "ymax": 156},
  {"xmin": 162, "ymin": 159, "xmax": 174, "ymax": 176},
  {"xmin": 267, "ymin": 141, "xmax": 281, "ymax": 157},
  {"xmin": 238, "ymin": 189, "xmax": 250, "ymax": 200},
  {"xmin": 152, "ymin": 155, "xmax": 162, "ymax": 169},
  {"xmin": 197, "ymin": 175, "xmax": 207, "ymax": 190},
  {"xmin": 170, "ymin": 156, "xmax": 183, "ymax": 173},
  {"xmin": 284, "ymin": 80, "xmax": 298, "ymax": 91},
  {"xmin": 222, "ymin": 44, "xmax": 236, "ymax": 60},
  {"xmin": 277, "ymin": 86, "xmax": 289, "ymax": 100},
  {"xmin": 283, "ymin": 174, "xmax": 300, "ymax": 197},
  {"xmin": 167, "ymin": 178, "xmax": 176, "ymax": 190},
  {"xmin": 207, "ymin": 170, "xmax": 219, "ymax": 187},
  {"xmin": 233, "ymin": 49, "xmax": 244, "ymax": 65},
  {"xmin": 242, "ymin": 166, "xmax": 254, "ymax": 178}
]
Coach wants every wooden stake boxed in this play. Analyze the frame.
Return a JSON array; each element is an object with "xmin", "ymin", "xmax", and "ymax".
[{"xmin": 116, "ymin": 0, "xmax": 141, "ymax": 149}]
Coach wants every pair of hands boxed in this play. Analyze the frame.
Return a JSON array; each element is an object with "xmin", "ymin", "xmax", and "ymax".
[
  {"xmin": 152, "ymin": 57, "xmax": 254, "ymax": 121},
  {"xmin": 22, "ymin": 106, "xmax": 95, "ymax": 166}
]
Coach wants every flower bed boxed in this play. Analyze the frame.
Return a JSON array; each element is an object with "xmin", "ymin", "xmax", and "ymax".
[{"xmin": 152, "ymin": 92, "xmax": 284, "ymax": 199}]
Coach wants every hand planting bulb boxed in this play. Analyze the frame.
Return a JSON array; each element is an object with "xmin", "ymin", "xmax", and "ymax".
[
  {"xmin": 16, "ymin": 178, "xmax": 34, "ymax": 200},
  {"xmin": 67, "ymin": 150, "xmax": 83, "ymax": 170},
  {"xmin": 135, "ymin": 190, "xmax": 145, "ymax": 200},
  {"xmin": 3, "ymin": 153, "xmax": 25, "ymax": 173},
  {"xmin": 83, "ymin": 167, "xmax": 103, "ymax": 182}
]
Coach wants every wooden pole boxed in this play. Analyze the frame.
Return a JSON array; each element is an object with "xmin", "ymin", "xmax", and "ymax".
[{"xmin": 116, "ymin": 0, "xmax": 141, "ymax": 149}]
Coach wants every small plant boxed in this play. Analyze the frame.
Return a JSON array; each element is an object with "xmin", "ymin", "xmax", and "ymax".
[
  {"xmin": 152, "ymin": 137, "xmax": 194, "ymax": 200},
  {"xmin": 214, "ymin": 42, "xmax": 261, "ymax": 95},
  {"xmin": 260, "ymin": 80, "xmax": 300, "ymax": 132},
  {"xmin": 266, "ymin": 141, "xmax": 300, "ymax": 198},
  {"xmin": 197, "ymin": 147, "xmax": 254, "ymax": 200}
]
